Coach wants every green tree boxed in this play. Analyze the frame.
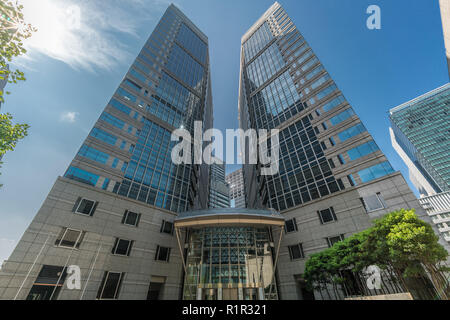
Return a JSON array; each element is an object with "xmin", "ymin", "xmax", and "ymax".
[
  {"xmin": 0, "ymin": 112, "xmax": 29, "ymax": 186},
  {"xmin": 304, "ymin": 209, "xmax": 450, "ymax": 299},
  {"xmin": 0, "ymin": 1, "xmax": 35, "ymax": 182},
  {"xmin": 1, "ymin": 0, "xmax": 35, "ymax": 102},
  {"xmin": 0, "ymin": 112, "xmax": 28, "ymax": 156},
  {"xmin": 372, "ymin": 209, "xmax": 450, "ymax": 299}
]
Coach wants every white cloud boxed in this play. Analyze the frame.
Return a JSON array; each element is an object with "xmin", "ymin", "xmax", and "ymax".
[
  {"xmin": 0, "ymin": 238, "xmax": 16, "ymax": 268},
  {"xmin": 16, "ymin": 0, "xmax": 172, "ymax": 72},
  {"xmin": 60, "ymin": 111, "xmax": 79, "ymax": 123}
]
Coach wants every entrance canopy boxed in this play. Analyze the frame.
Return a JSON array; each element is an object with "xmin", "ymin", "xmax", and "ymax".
[{"xmin": 174, "ymin": 208, "xmax": 285, "ymax": 228}]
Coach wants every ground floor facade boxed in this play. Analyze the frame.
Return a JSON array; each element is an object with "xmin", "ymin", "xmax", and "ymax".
[{"xmin": 0, "ymin": 173, "xmax": 439, "ymax": 300}]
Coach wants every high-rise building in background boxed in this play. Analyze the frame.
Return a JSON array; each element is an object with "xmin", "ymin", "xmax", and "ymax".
[
  {"xmin": 419, "ymin": 191, "xmax": 450, "ymax": 245},
  {"xmin": 226, "ymin": 168, "xmax": 246, "ymax": 208},
  {"xmin": 0, "ymin": 4, "xmax": 213, "ymax": 300},
  {"xmin": 389, "ymin": 83, "xmax": 450, "ymax": 197},
  {"xmin": 208, "ymin": 157, "xmax": 230, "ymax": 208},
  {"xmin": 239, "ymin": 2, "xmax": 430, "ymax": 299},
  {"xmin": 439, "ymin": 0, "xmax": 450, "ymax": 79}
]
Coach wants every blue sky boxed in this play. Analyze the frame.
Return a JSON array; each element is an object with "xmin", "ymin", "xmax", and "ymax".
[{"xmin": 0, "ymin": 0, "xmax": 448, "ymax": 264}]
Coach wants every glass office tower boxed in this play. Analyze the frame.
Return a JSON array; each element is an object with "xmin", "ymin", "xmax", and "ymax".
[
  {"xmin": 390, "ymin": 83, "xmax": 450, "ymax": 197},
  {"xmin": 0, "ymin": 4, "xmax": 212, "ymax": 300},
  {"xmin": 239, "ymin": 2, "xmax": 427, "ymax": 299},
  {"xmin": 226, "ymin": 168, "xmax": 246, "ymax": 208},
  {"xmin": 208, "ymin": 157, "xmax": 230, "ymax": 208},
  {"xmin": 64, "ymin": 5, "xmax": 212, "ymax": 212}
]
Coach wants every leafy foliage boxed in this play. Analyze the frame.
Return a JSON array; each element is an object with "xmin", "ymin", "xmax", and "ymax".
[
  {"xmin": 0, "ymin": 112, "xmax": 28, "ymax": 186},
  {"xmin": 0, "ymin": 0, "xmax": 36, "ymax": 102},
  {"xmin": 304, "ymin": 209, "xmax": 450, "ymax": 299},
  {"xmin": 0, "ymin": 112, "xmax": 28, "ymax": 156},
  {"xmin": 0, "ymin": 1, "xmax": 35, "ymax": 184}
]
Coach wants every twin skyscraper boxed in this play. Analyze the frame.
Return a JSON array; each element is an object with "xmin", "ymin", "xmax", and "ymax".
[{"xmin": 0, "ymin": 2, "xmax": 433, "ymax": 300}]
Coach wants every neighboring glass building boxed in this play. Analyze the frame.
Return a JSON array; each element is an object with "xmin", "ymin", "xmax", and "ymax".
[
  {"xmin": 439, "ymin": 0, "xmax": 450, "ymax": 78},
  {"xmin": 239, "ymin": 2, "xmax": 427, "ymax": 299},
  {"xmin": 174, "ymin": 208, "xmax": 284, "ymax": 300},
  {"xmin": 208, "ymin": 157, "xmax": 230, "ymax": 208},
  {"xmin": 226, "ymin": 168, "xmax": 246, "ymax": 208},
  {"xmin": 0, "ymin": 4, "xmax": 213, "ymax": 300},
  {"xmin": 389, "ymin": 83, "xmax": 450, "ymax": 197},
  {"xmin": 419, "ymin": 191, "xmax": 450, "ymax": 246}
]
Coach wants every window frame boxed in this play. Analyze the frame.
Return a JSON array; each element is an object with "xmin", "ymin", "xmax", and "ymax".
[
  {"xmin": 360, "ymin": 192, "xmax": 386, "ymax": 213},
  {"xmin": 160, "ymin": 220, "xmax": 174, "ymax": 235},
  {"xmin": 55, "ymin": 227, "xmax": 85, "ymax": 249},
  {"xmin": 288, "ymin": 243, "xmax": 305, "ymax": 260},
  {"xmin": 73, "ymin": 197, "xmax": 98, "ymax": 217},
  {"xmin": 285, "ymin": 218, "xmax": 298, "ymax": 233},
  {"xmin": 96, "ymin": 271, "xmax": 124, "ymax": 300},
  {"xmin": 155, "ymin": 245, "xmax": 171, "ymax": 262},
  {"xmin": 326, "ymin": 234, "xmax": 345, "ymax": 247},
  {"xmin": 318, "ymin": 207, "xmax": 338, "ymax": 224},
  {"xmin": 121, "ymin": 210, "xmax": 141, "ymax": 227},
  {"xmin": 111, "ymin": 238, "xmax": 134, "ymax": 256}
]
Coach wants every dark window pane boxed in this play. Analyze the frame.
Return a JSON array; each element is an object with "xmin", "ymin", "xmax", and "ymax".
[{"xmin": 77, "ymin": 199, "xmax": 94, "ymax": 215}]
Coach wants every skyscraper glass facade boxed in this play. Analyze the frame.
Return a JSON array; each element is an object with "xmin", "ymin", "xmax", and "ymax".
[
  {"xmin": 226, "ymin": 168, "xmax": 246, "ymax": 208},
  {"xmin": 239, "ymin": 2, "xmax": 394, "ymax": 211},
  {"xmin": 64, "ymin": 6, "xmax": 211, "ymax": 213},
  {"xmin": 208, "ymin": 159, "xmax": 230, "ymax": 208},
  {"xmin": 390, "ymin": 83, "xmax": 450, "ymax": 195}
]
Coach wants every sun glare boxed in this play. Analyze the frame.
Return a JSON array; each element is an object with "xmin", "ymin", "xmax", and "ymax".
[{"xmin": 20, "ymin": 0, "xmax": 74, "ymax": 56}]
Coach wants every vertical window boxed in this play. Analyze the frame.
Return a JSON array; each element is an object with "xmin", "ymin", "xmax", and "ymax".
[
  {"xmin": 121, "ymin": 210, "xmax": 141, "ymax": 227},
  {"xmin": 326, "ymin": 234, "xmax": 345, "ymax": 247},
  {"xmin": 26, "ymin": 265, "xmax": 67, "ymax": 300},
  {"xmin": 322, "ymin": 122, "xmax": 328, "ymax": 130},
  {"xmin": 72, "ymin": 198, "xmax": 98, "ymax": 216},
  {"xmin": 337, "ymin": 154, "xmax": 346, "ymax": 165},
  {"xmin": 102, "ymin": 178, "xmax": 110, "ymax": 190},
  {"xmin": 155, "ymin": 245, "xmax": 171, "ymax": 262},
  {"xmin": 111, "ymin": 238, "xmax": 134, "ymax": 256},
  {"xmin": 160, "ymin": 220, "xmax": 174, "ymax": 235},
  {"xmin": 360, "ymin": 192, "xmax": 386, "ymax": 212},
  {"xmin": 328, "ymin": 158, "xmax": 335, "ymax": 169},
  {"xmin": 97, "ymin": 271, "xmax": 124, "ymax": 300},
  {"xmin": 288, "ymin": 243, "xmax": 305, "ymax": 260},
  {"xmin": 285, "ymin": 218, "xmax": 298, "ymax": 233},
  {"xmin": 329, "ymin": 137, "xmax": 336, "ymax": 146},
  {"xmin": 347, "ymin": 174, "xmax": 356, "ymax": 187},
  {"xmin": 336, "ymin": 178, "xmax": 345, "ymax": 190},
  {"xmin": 55, "ymin": 228, "xmax": 85, "ymax": 249},
  {"xmin": 318, "ymin": 207, "xmax": 337, "ymax": 224},
  {"xmin": 112, "ymin": 158, "xmax": 119, "ymax": 169}
]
